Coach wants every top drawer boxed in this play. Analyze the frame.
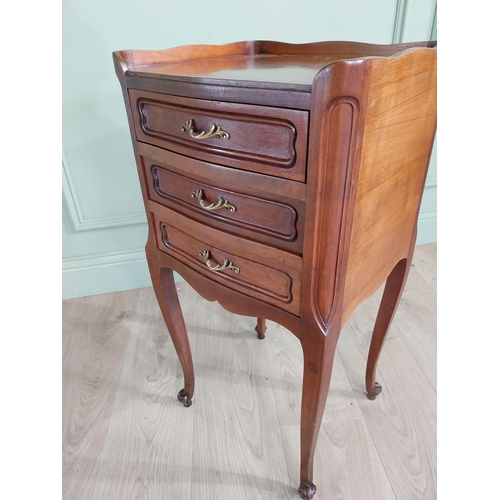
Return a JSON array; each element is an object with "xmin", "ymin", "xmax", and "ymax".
[{"xmin": 129, "ymin": 90, "xmax": 309, "ymax": 182}]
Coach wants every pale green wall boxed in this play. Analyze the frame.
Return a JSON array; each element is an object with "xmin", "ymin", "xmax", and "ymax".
[{"xmin": 62, "ymin": 0, "xmax": 437, "ymax": 299}]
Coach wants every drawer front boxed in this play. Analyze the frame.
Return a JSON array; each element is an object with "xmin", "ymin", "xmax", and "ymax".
[
  {"xmin": 129, "ymin": 89, "xmax": 308, "ymax": 182},
  {"xmin": 151, "ymin": 203, "xmax": 302, "ymax": 316},
  {"xmin": 141, "ymin": 151, "xmax": 304, "ymax": 254}
]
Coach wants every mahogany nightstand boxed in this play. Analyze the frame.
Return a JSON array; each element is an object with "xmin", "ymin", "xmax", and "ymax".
[{"xmin": 113, "ymin": 40, "xmax": 436, "ymax": 499}]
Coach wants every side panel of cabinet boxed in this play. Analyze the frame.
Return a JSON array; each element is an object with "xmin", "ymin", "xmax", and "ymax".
[{"xmin": 341, "ymin": 48, "xmax": 437, "ymax": 324}]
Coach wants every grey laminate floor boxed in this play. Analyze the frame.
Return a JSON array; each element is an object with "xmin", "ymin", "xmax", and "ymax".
[{"xmin": 63, "ymin": 243, "xmax": 436, "ymax": 500}]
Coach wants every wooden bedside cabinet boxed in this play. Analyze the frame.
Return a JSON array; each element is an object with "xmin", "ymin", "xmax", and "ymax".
[{"xmin": 113, "ymin": 40, "xmax": 436, "ymax": 499}]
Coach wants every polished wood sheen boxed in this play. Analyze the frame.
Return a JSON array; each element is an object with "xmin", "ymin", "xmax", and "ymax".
[
  {"xmin": 129, "ymin": 89, "xmax": 309, "ymax": 181},
  {"xmin": 113, "ymin": 40, "xmax": 437, "ymax": 499},
  {"xmin": 143, "ymin": 155, "xmax": 304, "ymax": 253}
]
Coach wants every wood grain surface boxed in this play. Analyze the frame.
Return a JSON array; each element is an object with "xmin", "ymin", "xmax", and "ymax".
[
  {"xmin": 114, "ymin": 42, "xmax": 436, "ymax": 498},
  {"xmin": 63, "ymin": 244, "xmax": 436, "ymax": 500},
  {"xmin": 341, "ymin": 48, "xmax": 437, "ymax": 324},
  {"xmin": 62, "ymin": 292, "xmax": 136, "ymax": 499}
]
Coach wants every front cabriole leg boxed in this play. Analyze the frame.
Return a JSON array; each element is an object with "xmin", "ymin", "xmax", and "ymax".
[
  {"xmin": 298, "ymin": 326, "xmax": 339, "ymax": 499},
  {"xmin": 147, "ymin": 249, "xmax": 195, "ymax": 408}
]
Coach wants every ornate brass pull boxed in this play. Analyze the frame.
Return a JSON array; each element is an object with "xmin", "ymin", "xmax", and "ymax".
[
  {"xmin": 180, "ymin": 119, "xmax": 230, "ymax": 140},
  {"xmin": 190, "ymin": 189, "xmax": 236, "ymax": 212},
  {"xmin": 198, "ymin": 250, "xmax": 240, "ymax": 273}
]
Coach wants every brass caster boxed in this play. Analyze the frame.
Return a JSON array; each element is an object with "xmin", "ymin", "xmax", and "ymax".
[
  {"xmin": 367, "ymin": 382, "xmax": 382, "ymax": 400},
  {"xmin": 255, "ymin": 325, "xmax": 267, "ymax": 340},
  {"xmin": 177, "ymin": 388, "xmax": 192, "ymax": 407},
  {"xmin": 298, "ymin": 481, "xmax": 317, "ymax": 499}
]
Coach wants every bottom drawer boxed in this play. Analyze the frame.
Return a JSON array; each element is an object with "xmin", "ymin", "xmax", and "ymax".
[{"xmin": 150, "ymin": 203, "xmax": 302, "ymax": 316}]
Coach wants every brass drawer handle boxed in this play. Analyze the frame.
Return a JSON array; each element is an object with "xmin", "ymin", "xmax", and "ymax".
[
  {"xmin": 180, "ymin": 119, "xmax": 230, "ymax": 140},
  {"xmin": 191, "ymin": 189, "xmax": 236, "ymax": 212},
  {"xmin": 198, "ymin": 250, "xmax": 240, "ymax": 273}
]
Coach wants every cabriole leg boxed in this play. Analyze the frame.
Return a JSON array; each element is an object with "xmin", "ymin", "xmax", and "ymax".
[
  {"xmin": 148, "ymin": 259, "xmax": 195, "ymax": 408},
  {"xmin": 298, "ymin": 330, "xmax": 338, "ymax": 499},
  {"xmin": 365, "ymin": 235, "xmax": 416, "ymax": 400}
]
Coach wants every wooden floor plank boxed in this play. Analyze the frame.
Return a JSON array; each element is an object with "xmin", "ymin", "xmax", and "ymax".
[
  {"xmin": 265, "ymin": 321, "xmax": 362, "ymax": 428},
  {"xmin": 393, "ymin": 270, "xmax": 437, "ymax": 390},
  {"xmin": 190, "ymin": 297, "xmax": 294, "ymax": 500},
  {"xmin": 338, "ymin": 317, "xmax": 436, "ymax": 500},
  {"xmin": 411, "ymin": 243, "xmax": 437, "ymax": 292},
  {"xmin": 62, "ymin": 292, "xmax": 135, "ymax": 500},
  {"xmin": 62, "ymin": 243, "xmax": 436, "ymax": 500},
  {"xmin": 90, "ymin": 286, "xmax": 197, "ymax": 500},
  {"xmin": 281, "ymin": 419, "xmax": 397, "ymax": 500}
]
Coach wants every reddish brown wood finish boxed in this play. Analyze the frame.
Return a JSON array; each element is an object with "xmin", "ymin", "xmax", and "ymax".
[
  {"xmin": 142, "ymin": 154, "xmax": 304, "ymax": 254},
  {"xmin": 129, "ymin": 89, "xmax": 309, "ymax": 181},
  {"xmin": 341, "ymin": 48, "xmax": 437, "ymax": 326},
  {"xmin": 113, "ymin": 40, "xmax": 437, "ymax": 500},
  {"xmin": 146, "ymin": 252, "xmax": 194, "ymax": 407},
  {"xmin": 151, "ymin": 202, "xmax": 303, "ymax": 316}
]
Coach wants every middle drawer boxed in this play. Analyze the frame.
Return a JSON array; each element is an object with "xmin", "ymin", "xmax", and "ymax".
[{"xmin": 139, "ymin": 144, "xmax": 305, "ymax": 254}]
